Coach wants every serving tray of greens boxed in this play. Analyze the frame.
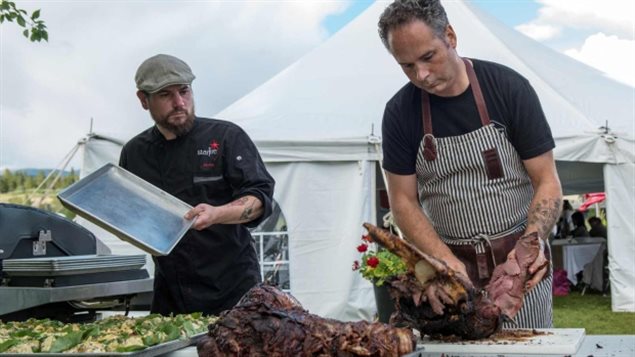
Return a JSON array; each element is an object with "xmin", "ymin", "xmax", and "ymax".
[{"xmin": 0, "ymin": 313, "xmax": 216, "ymax": 355}]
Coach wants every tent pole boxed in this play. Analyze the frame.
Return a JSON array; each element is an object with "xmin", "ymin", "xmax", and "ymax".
[{"xmin": 26, "ymin": 144, "xmax": 80, "ymax": 207}]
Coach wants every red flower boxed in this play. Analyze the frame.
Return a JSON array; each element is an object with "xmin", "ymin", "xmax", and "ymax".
[
  {"xmin": 352, "ymin": 260, "xmax": 360, "ymax": 270},
  {"xmin": 357, "ymin": 243, "xmax": 368, "ymax": 253},
  {"xmin": 361, "ymin": 234, "xmax": 371, "ymax": 242},
  {"xmin": 366, "ymin": 256, "xmax": 380, "ymax": 268}
]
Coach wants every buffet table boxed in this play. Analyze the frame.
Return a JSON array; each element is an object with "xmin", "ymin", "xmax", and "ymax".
[
  {"xmin": 551, "ymin": 237, "xmax": 606, "ymax": 284},
  {"xmin": 164, "ymin": 334, "xmax": 634, "ymax": 356}
]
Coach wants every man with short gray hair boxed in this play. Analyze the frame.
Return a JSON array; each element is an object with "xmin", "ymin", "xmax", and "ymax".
[
  {"xmin": 378, "ymin": 0, "xmax": 562, "ymax": 328},
  {"xmin": 120, "ymin": 54, "xmax": 275, "ymax": 316}
]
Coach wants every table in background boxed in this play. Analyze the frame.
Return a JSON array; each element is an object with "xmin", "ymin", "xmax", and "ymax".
[{"xmin": 551, "ymin": 237, "xmax": 606, "ymax": 284}]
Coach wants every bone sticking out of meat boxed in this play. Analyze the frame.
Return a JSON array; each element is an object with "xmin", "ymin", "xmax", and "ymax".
[
  {"xmin": 362, "ymin": 223, "xmax": 471, "ymax": 303},
  {"xmin": 485, "ymin": 232, "xmax": 548, "ymax": 320},
  {"xmin": 197, "ymin": 284, "xmax": 416, "ymax": 357},
  {"xmin": 363, "ymin": 223, "xmax": 502, "ymax": 340},
  {"xmin": 364, "ymin": 223, "xmax": 472, "ymax": 294}
]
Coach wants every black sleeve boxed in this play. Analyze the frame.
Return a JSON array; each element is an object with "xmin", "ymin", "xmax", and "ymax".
[
  {"xmin": 381, "ymin": 97, "xmax": 420, "ymax": 175},
  {"xmin": 507, "ymin": 78, "xmax": 555, "ymax": 160},
  {"xmin": 223, "ymin": 127, "xmax": 275, "ymax": 228},
  {"xmin": 118, "ymin": 144, "xmax": 128, "ymax": 168}
]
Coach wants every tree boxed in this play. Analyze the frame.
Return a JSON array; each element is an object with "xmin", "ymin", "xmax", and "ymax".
[
  {"xmin": 1, "ymin": 168, "xmax": 17, "ymax": 192},
  {"xmin": 0, "ymin": 1, "xmax": 47, "ymax": 42}
]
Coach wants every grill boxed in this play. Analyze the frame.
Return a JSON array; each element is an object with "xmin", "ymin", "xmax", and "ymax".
[{"xmin": 0, "ymin": 203, "xmax": 153, "ymax": 322}]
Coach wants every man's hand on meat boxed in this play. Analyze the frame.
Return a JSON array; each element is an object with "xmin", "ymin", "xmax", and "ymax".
[
  {"xmin": 423, "ymin": 280, "xmax": 459, "ymax": 315},
  {"xmin": 440, "ymin": 254, "xmax": 471, "ymax": 288},
  {"xmin": 419, "ymin": 254, "xmax": 473, "ymax": 315},
  {"xmin": 525, "ymin": 238, "xmax": 549, "ymax": 291}
]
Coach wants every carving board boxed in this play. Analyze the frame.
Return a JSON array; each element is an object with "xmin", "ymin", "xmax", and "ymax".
[{"xmin": 414, "ymin": 328, "xmax": 585, "ymax": 355}]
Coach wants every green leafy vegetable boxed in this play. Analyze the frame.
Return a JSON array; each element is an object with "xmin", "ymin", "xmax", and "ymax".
[
  {"xmin": 48, "ymin": 331, "xmax": 83, "ymax": 353},
  {"xmin": 0, "ymin": 339, "xmax": 19, "ymax": 353}
]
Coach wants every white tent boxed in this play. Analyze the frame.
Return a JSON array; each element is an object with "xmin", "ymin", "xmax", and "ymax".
[
  {"xmin": 215, "ymin": 0, "xmax": 635, "ymax": 317},
  {"xmin": 79, "ymin": 0, "xmax": 634, "ymax": 318}
]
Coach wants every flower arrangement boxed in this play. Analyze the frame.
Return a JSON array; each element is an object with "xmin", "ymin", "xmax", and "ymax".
[{"xmin": 352, "ymin": 234, "xmax": 407, "ymax": 286}]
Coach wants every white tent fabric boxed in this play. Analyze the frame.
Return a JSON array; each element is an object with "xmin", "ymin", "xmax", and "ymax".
[
  {"xmin": 78, "ymin": 0, "xmax": 634, "ymax": 316},
  {"xmin": 266, "ymin": 161, "xmax": 377, "ymax": 319},
  {"xmin": 216, "ymin": 0, "xmax": 635, "ymax": 315},
  {"xmin": 78, "ymin": 133, "xmax": 125, "ymax": 179},
  {"xmin": 605, "ymin": 163, "xmax": 635, "ymax": 311}
]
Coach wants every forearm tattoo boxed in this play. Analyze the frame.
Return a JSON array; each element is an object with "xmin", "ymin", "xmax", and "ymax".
[
  {"xmin": 527, "ymin": 198, "xmax": 562, "ymax": 239},
  {"xmin": 229, "ymin": 197, "xmax": 255, "ymax": 221},
  {"xmin": 239, "ymin": 199, "xmax": 256, "ymax": 221},
  {"xmin": 229, "ymin": 197, "xmax": 249, "ymax": 206}
]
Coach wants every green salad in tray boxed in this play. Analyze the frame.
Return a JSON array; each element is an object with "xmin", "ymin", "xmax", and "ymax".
[{"xmin": 0, "ymin": 313, "xmax": 217, "ymax": 354}]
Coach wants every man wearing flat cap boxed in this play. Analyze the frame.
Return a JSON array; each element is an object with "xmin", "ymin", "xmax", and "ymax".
[{"xmin": 120, "ymin": 54, "xmax": 275, "ymax": 316}]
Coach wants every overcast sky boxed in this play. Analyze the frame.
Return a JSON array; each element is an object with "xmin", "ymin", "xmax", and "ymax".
[{"xmin": 1, "ymin": 0, "xmax": 633, "ymax": 171}]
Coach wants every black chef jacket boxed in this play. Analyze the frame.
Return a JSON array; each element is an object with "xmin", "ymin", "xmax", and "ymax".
[{"xmin": 119, "ymin": 117, "xmax": 275, "ymax": 316}]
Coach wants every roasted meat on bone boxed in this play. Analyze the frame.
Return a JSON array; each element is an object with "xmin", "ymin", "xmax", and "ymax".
[
  {"xmin": 197, "ymin": 283, "xmax": 416, "ymax": 357},
  {"xmin": 363, "ymin": 223, "xmax": 547, "ymax": 339}
]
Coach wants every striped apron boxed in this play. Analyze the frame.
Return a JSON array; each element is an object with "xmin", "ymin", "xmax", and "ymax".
[{"xmin": 415, "ymin": 58, "xmax": 553, "ymax": 328}]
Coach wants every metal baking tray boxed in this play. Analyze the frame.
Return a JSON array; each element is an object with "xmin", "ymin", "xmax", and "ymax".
[
  {"xmin": 2, "ymin": 254, "xmax": 146, "ymax": 276},
  {"xmin": 58, "ymin": 164, "xmax": 195, "ymax": 256},
  {"xmin": 0, "ymin": 332, "xmax": 205, "ymax": 356}
]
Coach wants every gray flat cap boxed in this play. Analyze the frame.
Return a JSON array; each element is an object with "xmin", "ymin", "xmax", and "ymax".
[{"xmin": 135, "ymin": 54, "xmax": 196, "ymax": 93}]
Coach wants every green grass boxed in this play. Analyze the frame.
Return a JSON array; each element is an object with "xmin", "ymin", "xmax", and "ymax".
[{"xmin": 553, "ymin": 291, "xmax": 635, "ymax": 334}]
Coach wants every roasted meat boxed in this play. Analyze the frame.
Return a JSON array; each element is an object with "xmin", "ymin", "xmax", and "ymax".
[
  {"xmin": 485, "ymin": 232, "xmax": 547, "ymax": 319},
  {"xmin": 197, "ymin": 284, "xmax": 416, "ymax": 357},
  {"xmin": 363, "ymin": 223, "xmax": 544, "ymax": 340}
]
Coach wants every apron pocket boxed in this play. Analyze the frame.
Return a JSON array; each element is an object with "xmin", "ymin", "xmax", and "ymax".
[{"xmin": 482, "ymin": 148, "xmax": 504, "ymax": 180}]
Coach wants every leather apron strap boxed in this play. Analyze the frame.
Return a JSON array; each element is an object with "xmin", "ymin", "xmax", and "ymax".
[{"xmin": 420, "ymin": 58, "xmax": 491, "ymax": 162}]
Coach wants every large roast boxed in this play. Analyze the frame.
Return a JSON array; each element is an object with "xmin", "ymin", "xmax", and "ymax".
[
  {"xmin": 197, "ymin": 283, "xmax": 416, "ymax": 356},
  {"xmin": 363, "ymin": 223, "xmax": 546, "ymax": 340}
]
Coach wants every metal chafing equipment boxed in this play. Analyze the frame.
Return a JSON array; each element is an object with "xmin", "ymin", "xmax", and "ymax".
[{"xmin": 0, "ymin": 203, "xmax": 153, "ymax": 322}]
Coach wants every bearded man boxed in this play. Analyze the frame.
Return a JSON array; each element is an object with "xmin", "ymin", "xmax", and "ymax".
[{"xmin": 120, "ymin": 54, "xmax": 275, "ymax": 316}]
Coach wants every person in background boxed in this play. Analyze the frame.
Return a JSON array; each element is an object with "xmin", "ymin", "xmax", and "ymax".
[
  {"xmin": 378, "ymin": 0, "xmax": 562, "ymax": 329},
  {"xmin": 558, "ymin": 200, "xmax": 575, "ymax": 238},
  {"xmin": 588, "ymin": 216, "xmax": 607, "ymax": 238},
  {"xmin": 120, "ymin": 54, "xmax": 275, "ymax": 316},
  {"xmin": 571, "ymin": 211, "xmax": 589, "ymax": 238}
]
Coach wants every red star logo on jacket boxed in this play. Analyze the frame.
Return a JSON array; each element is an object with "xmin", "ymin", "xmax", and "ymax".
[{"xmin": 210, "ymin": 140, "xmax": 220, "ymax": 150}]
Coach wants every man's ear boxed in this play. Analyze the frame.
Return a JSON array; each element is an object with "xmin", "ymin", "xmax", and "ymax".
[
  {"xmin": 136, "ymin": 90, "xmax": 149, "ymax": 110},
  {"xmin": 445, "ymin": 24, "xmax": 457, "ymax": 49}
]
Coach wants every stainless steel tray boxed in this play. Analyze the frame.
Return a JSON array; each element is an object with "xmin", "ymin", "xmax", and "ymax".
[
  {"xmin": 58, "ymin": 164, "xmax": 195, "ymax": 256},
  {"xmin": 0, "ymin": 332, "xmax": 205, "ymax": 356},
  {"xmin": 2, "ymin": 254, "xmax": 146, "ymax": 276}
]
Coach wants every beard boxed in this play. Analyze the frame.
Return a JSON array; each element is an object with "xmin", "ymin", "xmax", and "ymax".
[{"xmin": 151, "ymin": 104, "xmax": 196, "ymax": 137}]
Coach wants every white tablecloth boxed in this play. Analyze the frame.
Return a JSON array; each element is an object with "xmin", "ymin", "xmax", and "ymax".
[
  {"xmin": 563, "ymin": 243, "xmax": 602, "ymax": 284},
  {"xmin": 551, "ymin": 238, "xmax": 606, "ymax": 284}
]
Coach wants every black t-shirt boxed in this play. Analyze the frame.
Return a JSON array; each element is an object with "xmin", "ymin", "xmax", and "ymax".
[
  {"xmin": 382, "ymin": 59, "xmax": 555, "ymax": 175},
  {"xmin": 119, "ymin": 117, "xmax": 275, "ymax": 315}
]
